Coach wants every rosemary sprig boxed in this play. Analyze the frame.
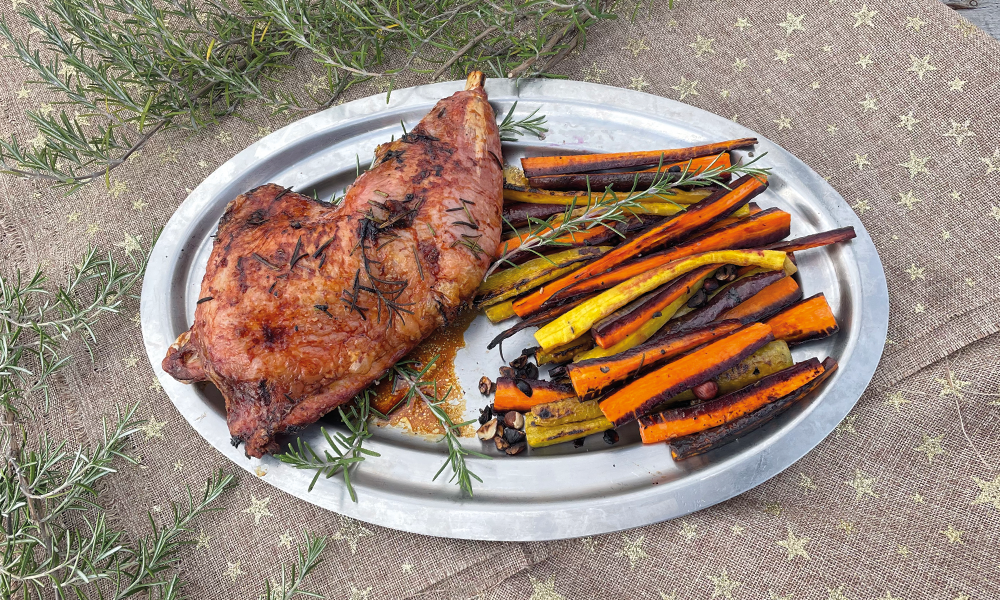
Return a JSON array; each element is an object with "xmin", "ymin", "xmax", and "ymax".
[
  {"xmin": 261, "ymin": 532, "xmax": 328, "ymax": 600},
  {"xmin": 627, "ymin": 152, "xmax": 772, "ymax": 202},
  {"xmin": 498, "ymin": 101, "xmax": 548, "ymax": 142},
  {"xmin": 392, "ymin": 356, "xmax": 487, "ymax": 497}
]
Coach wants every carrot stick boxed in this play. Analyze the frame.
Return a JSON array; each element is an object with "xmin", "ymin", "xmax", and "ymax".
[
  {"xmin": 567, "ymin": 320, "xmax": 743, "ymax": 400},
  {"xmin": 503, "ymin": 186, "xmax": 715, "ymax": 206},
  {"xmin": 668, "ymin": 357, "xmax": 838, "ymax": 460},
  {"xmin": 599, "ymin": 323, "xmax": 775, "ymax": 426},
  {"xmin": 520, "ymin": 138, "xmax": 758, "ymax": 177},
  {"xmin": 764, "ymin": 227, "xmax": 856, "ymax": 253},
  {"xmin": 700, "ymin": 202, "xmax": 763, "ymax": 234},
  {"xmin": 485, "ymin": 294, "xmax": 594, "ymax": 350},
  {"xmin": 526, "ymin": 154, "xmax": 731, "ymax": 191},
  {"xmin": 764, "ymin": 293, "xmax": 839, "ymax": 345},
  {"xmin": 544, "ymin": 207, "xmax": 790, "ymax": 306},
  {"xmin": 493, "ymin": 378, "xmax": 576, "ymax": 412},
  {"xmin": 512, "ymin": 174, "xmax": 770, "ymax": 316},
  {"xmin": 638, "ymin": 358, "xmax": 825, "ymax": 443},
  {"xmin": 719, "ymin": 275, "xmax": 804, "ymax": 324},
  {"xmin": 666, "ymin": 271, "xmax": 789, "ymax": 334}
]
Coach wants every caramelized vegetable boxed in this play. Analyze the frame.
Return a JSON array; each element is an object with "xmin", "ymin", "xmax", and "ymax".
[
  {"xmin": 715, "ymin": 340, "xmax": 793, "ymax": 395},
  {"xmin": 503, "ymin": 185, "xmax": 714, "ymax": 206},
  {"xmin": 765, "ymin": 227, "xmax": 857, "ymax": 253},
  {"xmin": 527, "ymin": 154, "xmax": 731, "ymax": 191},
  {"xmin": 638, "ymin": 358, "xmax": 826, "ymax": 443},
  {"xmin": 485, "ymin": 301, "xmax": 516, "ymax": 323},
  {"xmin": 546, "ymin": 207, "xmax": 791, "ymax": 304},
  {"xmin": 536, "ymin": 336, "xmax": 594, "ymax": 365},
  {"xmin": 512, "ymin": 174, "xmax": 770, "ymax": 317},
  {"xmin": 719, "ymin": 275, "xmax": 804, "ymax": 324},
  {"xmin": 486, "ymin": 295, "xmax": 592, "ymax": 350},
  {"xmin": 666, "ymin": 271, "xmax": 788, "ymax": 333},
  {"xmin": 567, "ymin": 321, "xmax": 743, "ymax": 399},
  {"xmin": 477, "ymin": 246, "xmax": 611, "ymax": 307},
  {"xmin": 520, "ymin": 138, "xmax": 758, "ymax": 177},
  {"xmin": 668, "ymin": 357, "xmax": 838, "ymax": 460},
  {"xmin": 534, "ymin": 249, "xmax": 786, "ymax": 350},
  {"xmin": 493, "ymin": 377, "xmax": 576, "ymax": 412},
  {"xmin": 502, "ymin": 202, "xmax": 571, "ymax": 229},
  {"xmin": 525, "ymin": 416, "xmax": 615, "ymax": 448},
  {"xmin": 765, "ymin": 293, "xmax": 839, "ymax": 345},
  {"xmin": 599, "ymin": 323, "xmax": 775, "ymax": 426},
  {"xmin": 528, "ymin": 398, "xmax": 604, "ymax": 426}
]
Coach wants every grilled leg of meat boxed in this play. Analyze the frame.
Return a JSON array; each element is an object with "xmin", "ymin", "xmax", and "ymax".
[{"xmin": 163, "ymin": 72, "xmax": 502, "ymax": 457}]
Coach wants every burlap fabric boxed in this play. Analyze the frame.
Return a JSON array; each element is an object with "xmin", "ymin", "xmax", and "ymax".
[{"xmin": 2, "ymin": 0, "xmax": 999, "ymax": 597}]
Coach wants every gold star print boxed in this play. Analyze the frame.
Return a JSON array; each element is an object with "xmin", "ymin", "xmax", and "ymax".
[
  {"xmin": 108, "ymin": 179, "xmax": 127, "ymax": 199},
  {"xmin": 914, "ymin": 303, "xmax": 926, "ymax": 314},
  {"xmin": 720, "ymin": 89, "xmax": 731, "ymax": 99},
  {"xmin": 992, "ymin": 206, "xmax": 1000, "ymax": 221},
  {"xmin": 141, "ymin": 417, "xmax": 166, "ymax": 439},
  {"xmin": 672, "ymin": 77, "xmax": 699, "ymax": 100},
  {"xmin": 57, "ymin": 63, "xmax": 77, "ymax": 78},
  {"xmin": 133, "ymin": 313, "xmax": 143, "ymax": 327},
  {"xmin": 659, "ymin": 590, "xmax": 678, "ymax": 600},
  {"xmin": 173, "ymin": 459, "xmax": 184, "ymax": 472},
  {"xmin": 708, "ymin": 569, "xmax": 742, "ymax": 599},
  {"xmin": 195, "ymin": 528, "xmax": 211, "ymax": 550},
  {"xmin": 907, "ymin": 54, "xmax": 937, "ymax": 80},
  {"xmin": 629, "ymin": 76, "xmax": 649, "ymax": 92},
  {"xmin": 617, "ymin": 535, "xmax": 648, "ymax": 568},
  {"xmin": 852, "ymin": 5, "xmax": 877, "ymax": 27},
  {"xmin": 401, "ymin": 563, "xmax": 414, "ymax": 574},
  {"xmin": 579, "ymin": 536, "xmax": 597, "ymax": 553},
  {"xmin": 29, "ymin": 132, "xmax": 47, "ymax": 149},
  {"xmin": 972, "ymin": 475, "xmax": 1000, "ymax": 511},
  {"xmin": 828, "ymin": 586, "xmax": 850, "ymax": 600},
  {"xmin": 948, "ymin": 78, "xmax": 966, "ymax": 92},
  {"xmin": 897, "ymin": 112, "xmax": 921, "ymax": 131},
  {"xmin": 886, "ymin": 391, "xmax": 910, "ymax": 411},
  {"xmin": 764, "ymin": 502, "xmax": 782, "ymax": 516},
  {"xmin": 949, "ymin": 190, "xmax": 961, "ymax": 200},
  {"xmin": 778, "ymin": 13, "xmax": 805, "ymax": 36},
  {"xmin": 777, "ymin": 526, "xmax": 810, "ymax": 560},
  {"xmin": 897, "ymin": 191, "xmax": 922, "ymax": 210},
  {"xmin": 678, "ymin": 521, "xmax": 698, "ymax": 540},
  {"xmin": 952, "ymin": 19, "xmax": 978, "ymax": 38},
  {"xmin": 905, "ymin": 15, "xmax": 926, "ymax": 31},
  {"xmin": 528, "ymin": 576, "xmax": 565, "ymax": 600},
  {"xmin": 159, "ymin": 145, "xmax": 179, "ymax": 164},
  {"xmin": 257, "ymin": 125, "xmax": 272, "ymax": 138},
  {"xmin": 799, "ymin": 473, "xmax": 817, "ymax": 492},
  {"xmin": 855, "ymin": 54, "xmax": 873, "ymax": 69},
  {"xmin": 954, "ymin": 595, "xmax": 971, "ymax": 600},
  {"xmin": 774, "ymin": 115, "xmax": 792, "ymax": 130},
  {"xmin": 197, "ymin": 159, "xmax": 208, "ymax": 168},
  {"xmin": 941, "ymin": 120, "xmax": 975, "ymax": 147},
  {"xmin": 149, "ymin": 377, "xmax": 162, "ymax": 391},
  {"xmin": 734, "ymin": 17, "xmax": 751, "ymax": 31},
  {"xmin": 845, "ymin": 469, "xmax": 878, "ymax": 499},
  {"xmin": 822, "ymin": 44, "xmax": 834, "ymax": 52},
  {"xmin": 123, "ymin": 355, "xmax": 139, "ymax": 368},
  {"xmin": 242, "ymin": 495, "xmax": 272, "ymax": 525},
  {"xmin": 859, "ymin": 93, "xmax": 879, "ymax": 112},
  {"xmin": 983, "ymin": 149, "xmax": 1000, "ymax": 175},
  {"xmin": 852, "ymin": 200, "xmax": 869, "ymax": 215},
  {"xmin": 38, "ymin": 103, "xmax": 54, "ymax": 117},
  {"xmin": 582, "ymin": 62, "xmax": 606, "ymax": 83},
  {"xmin": 838, "ymin": 521, "xmax": 856, "ymax": 534},
  {"xmin": 622, "ymin": 38, "xmax": 650, "ymax": 56},
  {"xmin": 964, "ymin": 277, "xmax": 976, "ymax": 287},
  {"xmin": 733, "ymin": 58, "xmax": 747, "ymax": 72},
  {"xmin": 305, "ymin": 74, "xmax": 325, "ymax": 94},
  {"xmin": 216, "ymin": 130, "xmax": 232, "ymax": 144},
  {"xmin": 115, "ymin": 234, "xmax": 142, "ymax": 257},
  {"xmin": 332, "ymin": 516, "xmax": 373, "ymax": 553},
  {"xmin": 667, "ymin": 18, "xmax": 679, "ymax": 29},
  {"xmin": 278, "ymin": 530, "xmax": 295, "ymax": 550},
  {"xmin": 348, "ymin": 586, "xmax": 372, "ymax": 600},
  {"xmin": 773, "ymin": 48, "xmax": 794, "ymax": 64},
  {"xmin": 828, "ymin": 124, "xmax": 840, "ymax": 134},
  {"xmin": 914, "ymin": 434, "xmax": 946, "ymax": 463},
  {"xmin": 132, "ymin": 198, "xmax": 147, "ymax": 211},
  {"xmin": 770, "ymin": 592, "xmax": 793, "ymax": 600},
  {"xmin": 225, "ymin": 561, "xmax": 243, "ymax": 581},
  {"xmin": 810, "ymin": 81, "xmax": 821, "ymax": 89},
  {"xmin": 853, "ymin": 154, "xmax": 870, "ymax": 170},
  {"xmin": 16, "ymin": 86, "xmax": 30, "ymax": 98},
  {"xmin": 899, "ymin": 151, "xmax": 930, "ymax": 179},
  {"xmin": 941, "ymin": 230, "xmax": 952, "ymax": 242},
  {"xmin": 936, "ymin": 372, "xmax": 970, "ymax": 398},
  {"xmin": 897, "ymin": 545, "xmax": 911, "ymax": 558},
  {"xmin": 689, "ymin": 34, "xmax": 715, "ymax": 57},
  {"xmin": 835, "ymin": 414, "xmax": 857, "ymax": 437},
  {"xmin": 67, "ymin": 211, "xmax": 80, "ymax": 223},
  {"xmin": 731, "ymin": 524, "xmax": 745, "ymax": 535},
  {"xmin": 74, "ymin": 113, "xmax": 88, "ymax": 127},
  {"xmin": 905, "ymin": 264, "xmax": 925, "ymax": 280},
  {"xmin": 940, "ymin": 524, "xmax": 963, "ymax": 544}
]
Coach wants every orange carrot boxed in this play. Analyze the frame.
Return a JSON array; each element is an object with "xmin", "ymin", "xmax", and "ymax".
[
  {"xmin": 765, "ymin": 293, "xmax": 839, "ymax": 345},
  {"xmin": 599, "ymin": 323, "xmax": 775, "ymax": 426},
  {"xmin": 520, "ymin": 138, "xmax": 758, "ymax": 177},
  {"xmin": 638, "ymin": 358, "xmax": 826, "ymax": 443},
  {"xmin": 512, "ymin": 174, "xmax": 770, "ymax": 317},
  {"xmin": 719, "ymin": 275, "xmax": 803, "ymax": 324},
  {"xmin": 527, "ymin": 154, "xmax": 731, "ymax": 191},
  {"xmin": 764, "ymin": 227, "xmax": 856, "ymax": 253},
  {"xmin": 700, "ymin": 202, "xmax": 763, "ymax": 234},
  {"xmin": 493, "ymin": 378, "xmax": 576, "ymax": 412}
]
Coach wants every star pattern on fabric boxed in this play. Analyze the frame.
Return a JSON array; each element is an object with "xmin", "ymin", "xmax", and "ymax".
[
  {"xmin": 672, "ymin": 76, "xmax": 699, "ymax": 100},
  {"xmin": 66, "ymin": 211, "xmax": 81, "ymax": 223},
  {"xmin": 952, "ymin": 19, "xmax": 978, "ymax": 38},
  {"xmin": 689, "ymin": 34, "xmax": 715, "ymax": 57},
  {"xmin": 948, "ymin": 78, "xmax": 966, "ymax": 92},
  {"xmin": 123, "ymin": 355, "xmax": 139, "ymax": 368},
  {"xmin": 827, "ymin": 124, "xmax": 840, "ymax": 134},
  {"xmin": 853, "ymin": 154, "xmax": 870, "ymax": 170},
  {"xmin": 835, "ymin": 414, "xmax": 857, "ymax": 437},
  {"xmin": 897, "ymin": 191, "xmax": 922, "ymax": 210},
  {"xmin": 720, "ymin": 89, "xmax": 731, "ymax": 98},
  {"xmin": 914, "ymin": 303, "xmax": 926, "ymax": 314},
  {"xmin": 159, "ymin": 145, "xmax": 179, "ymax": 164},
  {"xmin": 914, "ymin": 434, "xmax": 945, "ymax": 463},
  {"xmin": 678, "ymin": 521, "xmax": 699, "ymax": 541},
  {"xmin": 733, "ymin": 58, "xmax": 747, "ymax": 72},
  {"xmin": 401, "ymin": 563, "xmax": 414, "ymax": 574},
  {"xmin": 215, "ymin": 130, "xmax": 232, "ymax": 144},
  {"xmin": 846, "ymin": 469, "xmax": 878, "ymax": 499},
  {"xmin": 972, "ymin": 475, "xmax": 1000, "ymax": 511},
  {"xmin": 333, "ymin": 516, "xmax": 373, "ymax": 554},
  {"xmin": 195, "ymin": 528, "xmax": 211, "ymax": 550},
  {"xmin": 172, "ymin": 459, "xmax": 184, "ymax": 472},
  {"xmin": 778, "ymin": 13, "xmax": 805, "ymax": 36},
  {"xmin": 731, "ymin": 524, "xmax": 745, "ymax": 535},
  {"xmin": 859, "ymin": 93, "xmax": 879, "ymax": 112},
  {"xmin": 940, "ymin": 230, "xmax": 952, "ymax": 242},
  {"xmin": 907, "ymin": 54, "xmax": 937, "ymax": 80},
  {"xmin": 149, "ymin": 377, "xmax": 162, "ymax": 391},
  {"xmin": 348, "ymin": 586, "xmax": 372, "ymax": 600},
  {"xmin": 734, "ymin": 17, "xmax": 751, "ymax": 31},
  {"xmin": 799, "ymin": 473, "xmax": 818, "ymax": 493},
  {"xmin": 936, "ymin": 372, "xmax": 970, "ymax": 398},
  {"xmin": 622, "ymin": 38, "xmax": 650, "ymax": 56},
  {"xmin": 964, "ymin": 277, "xmax": 976, "ymax": 287},
  {"xmin": 852, "ymin": 199, "xmax": 869, "ymax": 215},
  {"xmin": 851, "ymin": 5, "xmax": 878, "ymax": 28},
  {"xmin": 16, "ymin": 86, "xmax": 30, "ymax": 98},
  {"xmin": 708, "ymin": 569, "xmax": 742, "ymax": 599},
  {"xmin": 777, "ymin": 526, "xmax": 810, "ymax": 560},
  {"xmin": 899, "ymin": 151, "xmax": 930, "ymax": 179},
  {"xmin": 582, "ymin": 62, "xmax": 606, "ymax": 83},
  {"xmin": 629, "ymin": 76, "xmax": 649, "ymax": 92},
  {"xmin": 529, "ymin": 576, "xmax": 565, "ymax": 600},
  {"xmin": 774, "ymin": 115, "xmax": 792, "ymax": 130},
  {"xmin": 905, "ymin": 15, "xmax": 926, "ymax": 31},
  {"xmin": 140, "ymin": 417, "xmax": 166, "ymax": 439},
  {"xmin": 838, "ymin": 521, "xmax": 856, "ymax": 535},
  {"xmin": 225, "ymin": 561, "xmax": 243, "ymax": 581},
  {"xmin": 773, "ymin": 48, "xmax": 794, "ymax": 64},
  {"xmin": 855, "ymin": 54, "xmax": 873, "ymax": 69},
  {"xmin": 132, "ymin": 198, "xmax": 147, "ymax": 211},
  {"xmin": 940, "ymin": 524, "xmax": 963, "ymax": 544},
  {"xmin": 897, "ymin": 112, "xmax": 921, "ymax": 131},
  {"xmin": 242, "ymin": 494, "xmax": 272, "ymax": 525},
  {"xmin": 617, "ymin": 535, "xmax": 648, "ymax": 568},
  {"xmin": 905, "ymin": 264, "xmax": 925, "ymax": 280},
  {"xmin": 278, "ymin": 530, "xmax": 295, "ymax": 550},
  {"xmin": 115, "ymin": 234, "xmax": 142, "ymax": 257},
  {"xmin": 659, "ymin": 590, "xmax": 678, "ymax": 600},
  {"xmin": 886, "ymin": 391, "xmax": 910, "ymax": 411},
  {"xmin": 810, "ymin": 80, "xmax": 821, "ymax": 89},
  {"xmin": 828, "ymin": 586, "xmax": 850, "ymax": 600},
  {"xmin": 579, "ymin": 536, "xmax": 597, "ymax": 553},
  {"xmin": 86, "ymin": 222, "xmax": 101, "ymax": 236},
  {"xmin": 941, "ymin": 120, "xmax": 975, "ymax": 147}
]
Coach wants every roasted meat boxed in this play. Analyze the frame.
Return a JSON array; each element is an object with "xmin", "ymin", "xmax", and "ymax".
[{"xmin": 163, "ymin": 72, "xmax": 502, "ymax": 457}]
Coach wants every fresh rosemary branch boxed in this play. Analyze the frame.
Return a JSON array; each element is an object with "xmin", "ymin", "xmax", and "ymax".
[
  {"xmin": 498, "ymin": 102, "xmax": 548, "ymax": 142},
  {"xmin": 627, "ymin": 152, "xmax": 772, "ymax": 202},
  {"xmin": 391, "ymin": 356, "xmax": 487, "ymax": 497},
  {"xmin": 276, "ymin": 389, "xmax": 381, "ymax": 502},
  {"xmin": 261, "ymin": 532, "xmax": 328, "ymax": 600}
]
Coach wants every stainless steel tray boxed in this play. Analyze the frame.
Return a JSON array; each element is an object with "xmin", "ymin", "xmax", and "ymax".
[{"xmin": 141, "ymin": 78, "xmax": 889, "ymax": 541}]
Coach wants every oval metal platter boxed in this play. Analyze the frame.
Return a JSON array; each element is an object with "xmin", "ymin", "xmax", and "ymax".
[{"xmin": 141, "ymin": 78, "xmax": 889, "ymax": 541}]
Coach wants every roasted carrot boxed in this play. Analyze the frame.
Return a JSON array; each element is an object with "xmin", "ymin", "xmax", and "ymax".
[
  {"xmin": 486, "ymin": 294, "xmax": 593, "ymax": 350},
  {"xmin": 484, "ymin": 301, "xmax": 516, "ymax": 323},
  {"xmin": 493, "ymin": 377, "xmax": 576, "ymax": 412},
  {"xmin": 503, "ymin": 185, "xmax": 715, "ymax": 206},
  {"xmin": 520, "ymin": 138, "xmax": 758, "ymax": 177},
  {"xmin": 637, "ymin": 358, "xmax": 825, "ymax": 443},
  {"xmin": 528, "ymin": 398, "xmax": 604, "ymax": 426},
  {"xmin": 545, "ymin": 207, "xmax": 791, "ymax": 305},
  {"xmin": 765, "ymin": 293, "xmax": 839, "ymax": 345},
  {"xmin": 536, "ymin": 336, "xmax": 594, "ymax": 365},
  {"xmin": 525, "ymin": 416, "xmax": 614, "ymax": 448},
  {"xmin": 599, "ymin": 323, "xmax": 775, "ymax": 426},
  {"xmin": 477, "ymin": 246, "xmax": 611, "ymax": 307},
  {"xmin": 719, "ymin": 275, "xmax": 804, "ymax": 324},
  {"xmin": 592, "ymin": 265, "xmax": 719, "ymax": 348},
  {"xmin": 700, "ymin": 202, "xmax": 763, "ymax": 234},
  {"xmin": 666, "ymin": 271, "xmax": 788, "ymax": 334},
  {"xmin": 668, "ymin": 357, "xmax": 838, "ymax": 459},
  {"xmin": 502, "ymin": 201, "xmax": 570, "ymax": 229},
  {"xmin": 764, "ymin": 227, "xmax": 856, "ymax": 253},
  {"xmin": 526, "ymin": 154, "xmax": 731, "ymax": 191},
  {"xmin": 535, "ymin": 249, "xmax": 786, "ymax": 350},
  {"xmin": 567, "ymin": 321, "xmax": 742, "ymax": 400},
  {"xmin": 513, "ymin": 175, "xmax": 771, "ymax": 317}
]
